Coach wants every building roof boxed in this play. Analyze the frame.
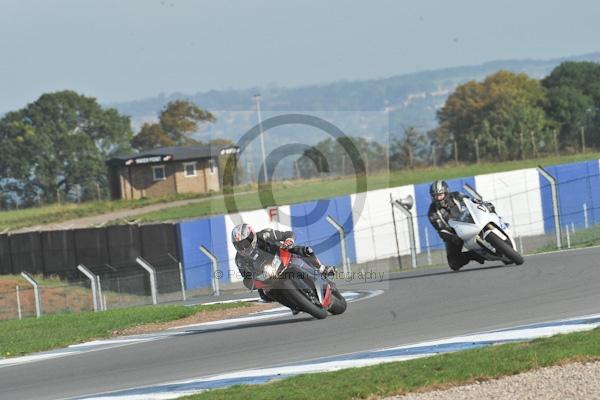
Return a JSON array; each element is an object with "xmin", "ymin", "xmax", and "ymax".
[{"xmin": 106, "ymin": 144, "xmax": 239, "ymax": 167}]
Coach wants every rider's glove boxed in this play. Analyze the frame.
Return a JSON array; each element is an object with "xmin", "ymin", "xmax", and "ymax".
[
  {"xmin": 484, "ymin": 201, "xmax": 496, "ymax": 213},
  {"xmin": 281, "ymin": 238, "xmax": 295, "ymax": 249},
  {"xmin": 319, "ymin": 265, "xmax": 335, "ymax": 277}
]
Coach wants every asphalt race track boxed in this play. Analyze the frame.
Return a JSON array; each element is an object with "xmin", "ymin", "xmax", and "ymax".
[{"xmin": 1, "ymin": 247, "xmax": 600, "ymax": 399}]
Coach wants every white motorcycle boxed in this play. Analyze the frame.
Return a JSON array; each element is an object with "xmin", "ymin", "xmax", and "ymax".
[{"xmin": 447, "ymin": 184, "xmax": 524, "ymax": 267}]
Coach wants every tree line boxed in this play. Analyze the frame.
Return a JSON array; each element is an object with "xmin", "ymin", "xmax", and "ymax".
[
  {"xmin": 298, "ymin": 61, "xmax": 600, "ymax": 177},
  {"xmin": 432, "ymin": 61, "xmax": 600, "ymax": 164}
]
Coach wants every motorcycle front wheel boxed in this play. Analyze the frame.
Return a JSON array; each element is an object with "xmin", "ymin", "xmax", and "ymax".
[
  {"xmin": 487, "ymin": 232, "xmax": 524, "ymax": 265},
  {"xmin": 281, "ymin": 279, "xmax": 328, "ymax": 319},
  {"xmin": 328, "ymin": 288, "xmax": 347, "ymax": 315}
]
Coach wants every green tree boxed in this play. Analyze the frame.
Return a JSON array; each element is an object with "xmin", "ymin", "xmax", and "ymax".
[
  {"xmin": 437, "ymin": 71, "xmax": 550, "ymax": 162},
  {"xmin": 389, "ymin": 127, "xmax": 428, "ymax": 169},
  {"xmin": 297, "ymin": 137, "xmax": 384, "ymax": 178},
  {"xmin": 542, "ymin": 62, "xmax": 600, "ymax": 149},
  {"xmin": 131, "ymin": 100, "xmax": 215, "ymax": 150},
  {"xmin": 0, "ymin": 91, "xmax": 132, "ymax": 204}
]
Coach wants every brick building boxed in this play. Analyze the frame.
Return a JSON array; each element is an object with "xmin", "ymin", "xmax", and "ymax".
[{"xmin": 106, "ymin": 145, "xmax": 239, "ymax": 200}]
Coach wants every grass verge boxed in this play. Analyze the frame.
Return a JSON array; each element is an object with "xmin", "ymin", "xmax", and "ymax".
[
  {"xmin": 0, "ymin": 192, "xmax": 210, "ymax": 231},
  {"xmin": 183, "ymin": 327, "xmax": 600, "ymax": 400},
  {"xmin": 534, "ymin": 224, "xmax": 600, "ymax": 253},
  {"xmin": 138, "ymin": 152, "xmax": 600, "ymax": 223},
  {"xmin": 0, "ymin": 302, "xmax": 251, "ymax": 357}
]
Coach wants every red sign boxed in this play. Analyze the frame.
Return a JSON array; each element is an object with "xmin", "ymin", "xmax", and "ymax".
[{"xmin": 267, "ymin": 207, "xmax": 279, "ymax": 223}]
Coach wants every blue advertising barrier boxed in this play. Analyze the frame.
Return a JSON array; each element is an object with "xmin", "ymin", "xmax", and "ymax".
[
  {"xmin": 178, "ymin": 216, "xmax": 229, "ymax": 289},
  {"xmin": 290, "ymin": 195, "xmax": 357, "ymax": 267}
]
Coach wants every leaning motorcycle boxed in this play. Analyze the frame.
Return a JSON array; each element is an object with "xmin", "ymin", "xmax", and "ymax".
[
  {"xmin": 447, "ymin": 185, "xmax": 524, "ymax": 267},
  {"xmin": 252, "ymin": 247, "xmax": 347, "ymax": 319}
]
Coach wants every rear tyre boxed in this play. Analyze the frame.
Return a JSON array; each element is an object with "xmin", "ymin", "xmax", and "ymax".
[
  {"xmin": 328, "ymin": 288, "xmax": 347, "ymax": 315},
  {"xmin": 281, "ymin": 279, "xmax": 328, "ymax": 319},
  {"xmin": 487, "ymin": 232, "xmax": 524, "ymax": 266}
]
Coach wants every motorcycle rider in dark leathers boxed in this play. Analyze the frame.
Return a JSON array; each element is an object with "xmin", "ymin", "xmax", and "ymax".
[
  {"xmin": 427, "ymin": 180, "xmax": 491, "ymax": 271},
  {"xmin": 231, "ymin": 223, "xmax": 333, "ymax": 313}
]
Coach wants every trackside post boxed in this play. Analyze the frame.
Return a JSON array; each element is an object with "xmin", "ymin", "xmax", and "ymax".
[{"xmin": 136, "ymin": 257, "xmax": 159, "ymax": 305}]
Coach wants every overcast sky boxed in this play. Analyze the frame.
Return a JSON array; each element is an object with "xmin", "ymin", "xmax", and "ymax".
[{"xmin": 1, "ymin": 0, "xmax": 599, "ymax": 112}]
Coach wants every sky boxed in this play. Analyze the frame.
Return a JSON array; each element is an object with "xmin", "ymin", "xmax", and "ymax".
[{"xmin": 1, "ymin": 0, "xmax": 599, "ymax": 112}]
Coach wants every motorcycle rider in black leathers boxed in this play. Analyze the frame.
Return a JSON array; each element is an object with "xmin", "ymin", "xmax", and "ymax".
[
  {"xmin": 428, "ymin": 180, "xmax": 489, "ymax": 271},
  {"xmin": 231, "ymin": 223, "xmax": 333, "ymax": 313}
]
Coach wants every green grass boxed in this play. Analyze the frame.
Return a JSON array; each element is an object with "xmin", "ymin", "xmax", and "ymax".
[
  {"xmin": 0, "ymin": 192, "xmax": 210, "ymax": 231},
  {"xmin": 184, "ymin": 327, "xmax": 600, "ymax": 400},
  {"xmin": 138, "ymin": 152, "xmax": 600, "ymax": 223},
  {"xmin": 0, "ymin": 302, "xmax": 251, "ymax": 357},
  {"xmin": 534, "ymin": 224, "xmax": 600, "ymax": 253}
]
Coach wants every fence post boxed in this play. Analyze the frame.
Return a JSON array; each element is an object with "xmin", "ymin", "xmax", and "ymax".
[
  {"xmin": 518, "ymin": 236, "xmax": 524, "ymax": 255},
  {"xmin": 168, "ymin": 253, "xmax": 186, "ymax": 301},
  {"xmin": 392, "ymin": 195, "xmax": 417, "ymax": 269},
  {"xmin": 537, "ymin": 166, "xmax": 562, "ymax": 250},
  {"xmin": 16, "ymin": 285, "xmax": 22, "ymax": 320},
  {"xmin": 325, "ymin": 215, "xmax": 350, "ymax": 276},
  {"xmin": 583, "ymin": 203, "xmax": 589, "ymax": 229},
  {"xmin": 565, "ymin": 225, "xmax": 571, "ymax": 249},
  {"xmin": 96, "ymin": 276, "xmax": 106, "ymax": 311},
  {"xmin": 199, "ymin": 246, "xmax": 220, "ymax": 296},
  {"xmin": 20, "ymin": 271, "xmax": 42, "ymax": 318},
  {"xmin": 424, "ymin": 227, "xmax": 432, "ymax": 266},
  {"xmin": 136, "ymin": 257, "xmax": 158, "ymax": 305},
  {"xmin": 390, "ymin": 193, "xmax": 403, "ymax": 269},
  {"xmin": 77, "ymin": 265, "xmax": 99, "ymax": 312}
]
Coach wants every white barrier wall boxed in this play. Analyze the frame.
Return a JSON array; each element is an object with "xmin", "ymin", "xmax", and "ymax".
[
  {"xmin": 474, "ymin": 168, "xmax": 545, "ymax": 237},
  {"xmin": 224, "ymin": 206, "xmax": 292, "ymax": 282},
  {"xmin": 351, "ymin": 185, "xmax": 419, "ymax": 264}
]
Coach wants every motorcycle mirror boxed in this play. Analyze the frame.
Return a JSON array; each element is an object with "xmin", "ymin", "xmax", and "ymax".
[
  {"xmin": 396, "ymin": 194, "xmax": 414, "ymax": 211},
  {"xmin": 463, "ymin": 183, "xmax": 483, "ymax": 202}
]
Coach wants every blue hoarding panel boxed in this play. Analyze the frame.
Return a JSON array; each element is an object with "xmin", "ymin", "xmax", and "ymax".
[
  {"xmin": 177, "ymin": 216, "xmax": 229, "ymax": 289},
  {"xmin": 540, "ymin": 160, "xmax": 600, "ymax": 233},
  {"xmin": 290, "ymin": 195, "xmax": 356, "ymax": 267}
]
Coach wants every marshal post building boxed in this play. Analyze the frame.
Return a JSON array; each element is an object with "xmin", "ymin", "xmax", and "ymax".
[{"xmin": 106, "ymin": 144, "xmax": 239, "ymax": 200}]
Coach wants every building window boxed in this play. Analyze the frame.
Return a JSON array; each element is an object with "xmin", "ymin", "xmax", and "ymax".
[
  {"xmin": 209, "ymin": 158, "xmax": 215, "ymax": 174},
  {"xmin": 152, "ymin": 165, "xmax": 166, "ymax": 181},
  {"xmin": 183, "ymin": 162, "xmax": 197, "ymax": 177}
]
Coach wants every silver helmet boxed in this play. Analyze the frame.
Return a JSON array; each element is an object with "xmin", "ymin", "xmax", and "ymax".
[{"xmin": 231, "ymin": 223, "xmax": 257, "ymax": 256}]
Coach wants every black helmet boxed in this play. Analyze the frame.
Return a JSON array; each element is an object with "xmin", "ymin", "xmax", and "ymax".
[
  {"xmin": 231, "ymin": 223, "xmax": 257, "ymax": 256},
  {"xmin": 430, "ymin": 180, "xmax": 449, "ymax": 203}
]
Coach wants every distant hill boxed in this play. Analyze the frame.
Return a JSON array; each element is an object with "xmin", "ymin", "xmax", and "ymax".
[{"xmin": 110, "ymin": 52, "xmax": 600, "ymax": 138}]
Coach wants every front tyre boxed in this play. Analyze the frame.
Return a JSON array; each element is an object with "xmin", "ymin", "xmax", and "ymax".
[
  {"xmin": 487, "ymin": 232, "xmax": 524, "ymax": 265},
  {"xmin": 328, "ymin": 288, "xmax": 347, "ymax": 315},
  {"xmin": 281, "ymin": 279, "xmax": 328, "ymax": 319}
]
